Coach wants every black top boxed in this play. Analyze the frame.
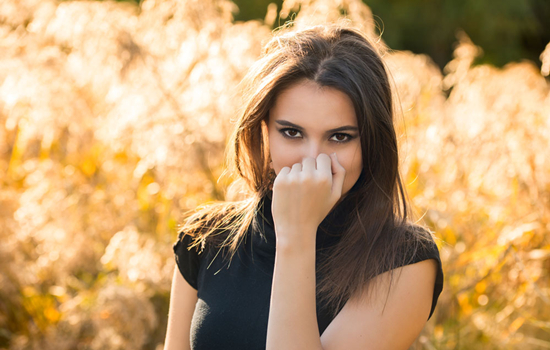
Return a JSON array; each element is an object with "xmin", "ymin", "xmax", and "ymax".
[{"xmin": 173, "ymin": 193, "xmax": 444, "ymax": 350}]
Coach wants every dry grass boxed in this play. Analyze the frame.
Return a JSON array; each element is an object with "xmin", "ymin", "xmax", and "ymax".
[{"xmin": 0, "ymin": 0, "xmax": 549, "ymax": 349}]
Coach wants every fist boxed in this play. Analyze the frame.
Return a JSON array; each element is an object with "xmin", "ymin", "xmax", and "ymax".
[{"xmin": 271, "ymin": 153, "xmax": 346, "ymax": 246}]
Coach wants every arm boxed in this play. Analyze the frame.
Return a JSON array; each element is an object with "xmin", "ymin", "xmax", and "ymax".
[
  {"xmin": 267, "ymin": 153, "xmax": 437, "ymax": 349},
  {"xmin": 266, "ymin": 230, "xmax": 322, "ymax": 350},
  {"xmin": 321, "ymin": 258, "xmax": 438, "ymax": 349},
  {"xmin": 164, "ymin": 265, "xmax": 198, "ymax": 350},
  {"xmin": 266, "ymin": 154, "xmax": 339, "ymax": 350},
  {"xmin": 267, "ymin": 248, "xmax": 437, "ymax": 350}
]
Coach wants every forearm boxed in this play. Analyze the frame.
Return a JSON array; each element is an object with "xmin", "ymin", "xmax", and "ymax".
[{"xmin": 266, "ymin": 231, "xmax": 323, "ymax": 350}]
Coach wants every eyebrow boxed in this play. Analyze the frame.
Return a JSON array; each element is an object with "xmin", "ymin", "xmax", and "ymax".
[{"xmin": 275, "ymin": 120, "xmax": 359, "ymax": 133}]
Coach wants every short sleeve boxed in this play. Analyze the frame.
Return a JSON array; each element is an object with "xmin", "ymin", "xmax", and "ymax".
[
  {"xmin": 172, "ymin": 231, "xmax": 201, "ymax": 290},
  {"xmin": 406, "ymin": 237, "xmax": 444, "ymax": 321}
]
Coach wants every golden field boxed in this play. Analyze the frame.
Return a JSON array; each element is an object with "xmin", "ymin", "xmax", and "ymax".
[{"xmin": 0, "ymin": 0, "xmax": 549, "ymax": 349}]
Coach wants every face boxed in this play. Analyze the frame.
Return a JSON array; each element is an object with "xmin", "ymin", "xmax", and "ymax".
[{"xmin": 266, "ymin": 79, "xmax": 363, "ymax": 196}]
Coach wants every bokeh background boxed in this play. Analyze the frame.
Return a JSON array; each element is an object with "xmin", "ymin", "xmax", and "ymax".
[{"xmin": 1, "ymin": 0, "xmax": 549, "ymax": 349}]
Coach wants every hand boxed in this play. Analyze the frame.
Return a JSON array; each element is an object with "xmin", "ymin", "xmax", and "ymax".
[{"xmin": 271, "ymin": 153, "xmax": 346, "ymax": 246}]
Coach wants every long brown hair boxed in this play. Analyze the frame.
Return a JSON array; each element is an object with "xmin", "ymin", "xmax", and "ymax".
[{"xmin": 179, "ymin": 23, "xmax": 434, "ymax": 314}]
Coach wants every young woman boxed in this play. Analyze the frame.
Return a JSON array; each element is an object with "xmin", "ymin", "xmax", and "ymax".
[{"xmin": 165, "ymin": 24, "xmax": 444, "ymax": 350}]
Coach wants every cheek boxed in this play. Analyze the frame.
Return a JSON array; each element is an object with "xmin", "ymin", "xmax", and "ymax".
[
  {"xmin": 268, "ymin": 137, "xmax": 296, "ymax": 173},
  {"xmin": 340, "ymin": 145, "xmax": 362, "ymax": 173},
  {"xmin": 271, "ymin": 154, "xmax": 297, "ymax": 174},
  {"xmin": 341, "ymin": 147, "xmax": 363, "ymax": 193}
]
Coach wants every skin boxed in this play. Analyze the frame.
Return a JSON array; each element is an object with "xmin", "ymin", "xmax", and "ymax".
[
  {"xmin": 265, "ymin": 79, "xmax": 437, "ymax": 349},
  {"xmin": 164, "ymin": 266, "xmax": 197, "ymax": 350},
  {"xmin": 165, "ymin": 79, "xmax": 437, "ymax": 350},
  {"xmin": 266, "ymin": 79, "xmax": 362, "ymax": 238},
  {"xmin": 267, "ymin": 79, "xmax": 362, "ymax": 198}
]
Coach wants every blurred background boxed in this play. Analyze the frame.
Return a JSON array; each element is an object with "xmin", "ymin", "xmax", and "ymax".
[{"xmin": 0, "ymin": 0, "xmax": 549, "ymax": 349}]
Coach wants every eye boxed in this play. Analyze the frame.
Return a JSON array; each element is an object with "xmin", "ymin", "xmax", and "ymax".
[
  {"xmin": 279, "ymin": 128, "xmax": 302, "ymax": 139},
  {"xmin": 330, "ymin": 133, "xmax": 353, "ymax": 143}
]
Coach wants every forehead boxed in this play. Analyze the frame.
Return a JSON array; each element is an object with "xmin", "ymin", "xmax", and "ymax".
[{"xmin": 269, "ymin": 80, "xmax": 357, "ymax": 128}]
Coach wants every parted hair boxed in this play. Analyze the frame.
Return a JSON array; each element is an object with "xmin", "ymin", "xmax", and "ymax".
[{"xmin": 179, "ymin": 23, "xmax": 434, "ymax": 314}]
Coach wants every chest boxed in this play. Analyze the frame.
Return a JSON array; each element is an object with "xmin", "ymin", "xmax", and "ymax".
[{"xmin": 190, "ymin": 233, "xmax": 338, "ymax": 350}]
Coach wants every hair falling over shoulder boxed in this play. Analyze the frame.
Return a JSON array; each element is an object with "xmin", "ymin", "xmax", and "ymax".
[{"xmin": 177, "ymin": 23, "xmax": 436, "ymax": 315}]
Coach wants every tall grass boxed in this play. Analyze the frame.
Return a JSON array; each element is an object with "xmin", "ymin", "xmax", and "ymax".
[{"xmin": 0, "ymin": 0, "xmax": 549, "ymax": 349}]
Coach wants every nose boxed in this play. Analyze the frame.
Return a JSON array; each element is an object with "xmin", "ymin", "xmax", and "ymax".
[{"xmin": 303, "ymin": 141, "xmax": 328, "ymax": 160}]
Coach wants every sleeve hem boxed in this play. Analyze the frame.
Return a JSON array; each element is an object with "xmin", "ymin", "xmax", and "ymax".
[{"xmin": 173, "ymin": 234, "xmax": 200, "ymax": 290}]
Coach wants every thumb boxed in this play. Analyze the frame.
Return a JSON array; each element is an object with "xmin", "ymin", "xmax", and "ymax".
[{"xmin": 330, "ymin": 153, "xmax": 346, "ymax": 198}]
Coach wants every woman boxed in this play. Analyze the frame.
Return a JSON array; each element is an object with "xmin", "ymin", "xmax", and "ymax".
[{"xmin": 165, "ymin": 24, "xmax": 444, "ymax": 350}]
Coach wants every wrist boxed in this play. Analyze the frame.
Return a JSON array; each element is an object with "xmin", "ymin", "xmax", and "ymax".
[{"xmin": 274, "ymin": 227, "xmax": 317, "ymax": 252}]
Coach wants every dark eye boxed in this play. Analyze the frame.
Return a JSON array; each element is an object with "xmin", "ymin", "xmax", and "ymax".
[
  {"xmin": 280, "ymin": 128, "xmax": 302, "ymax": 138},
  {"xmin": 330, "ymin": 133, "xmax": 352, "ymax": 143}
]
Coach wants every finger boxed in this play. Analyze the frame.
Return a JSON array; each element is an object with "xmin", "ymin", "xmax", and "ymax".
[
  {"xmin": 290, "ymin": 162, "xmax": 302, "ymax": 175},
  {"xmin": 302, "ymin": 157, "xmax": 316, "ymax": 175},
  {"xmin": 277, "ymin": 166, "xmax": 291, "ymax": 178},
  {"xmin": 279, "ymin": 166, "xmax": 290, "ymax": 174},
  {"xmin": 316, "ymin": 153, "xmax": 332, "ymax": 176},
  {"xmin": 273, "ymin": 166, "xmax": 291, "ymax": 187},
  {"xmin": 329, "ymin": 153, "xmax": 346, "ymax": 196}
]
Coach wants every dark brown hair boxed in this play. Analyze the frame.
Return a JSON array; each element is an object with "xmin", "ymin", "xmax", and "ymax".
[{"xmin": 179, "ymin": 23, "xmax": 434, "ymax": 314}]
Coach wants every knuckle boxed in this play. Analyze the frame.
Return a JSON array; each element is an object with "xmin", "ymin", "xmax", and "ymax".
[
  {"xmin": 317, "ymin": 176, "xmax": 330, "ymax": 186},
  {"xmin": 300, "ymin": 173, "xmax": 313, "ymax": 183},
  {"xmin": 287, "ymin": 174, "xmax": 298, "ymax": 183}
]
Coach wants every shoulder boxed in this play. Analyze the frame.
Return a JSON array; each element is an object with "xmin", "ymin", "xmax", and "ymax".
[
  {"xmin": 396, "ymin": 223, "xmax": 444, "ymax": 319},
  {"xmin": 321, "ymin": 255, "xmax": 438, "ymax": 349},
  {"xmin": 374, "ymin": 222, "xmax": 444, "ymax": 320},
  {"xmin": 396, "ymin": 223, "xmax": 442, "ymax": 266},
  {"xmin": 320, "ymin": 224, "xmax": 442, "ymax": 349},
  {"xmin": 176, "ymin": 196, "xmax": 261, "ymax": 253},
  {"xmin": 172, "ymin": 200, "xmax": 248, "ymax": 288},
  {"xmin": 178, "ymin": 200, "xmax": 246, "ymax": 238}
]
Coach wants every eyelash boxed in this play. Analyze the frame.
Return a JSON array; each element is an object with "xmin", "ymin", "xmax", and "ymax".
[{"xmin": 278, "ymin": 128, "xmax": 354, "ymax": 144}]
